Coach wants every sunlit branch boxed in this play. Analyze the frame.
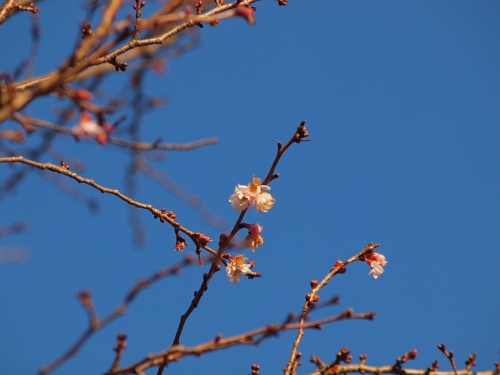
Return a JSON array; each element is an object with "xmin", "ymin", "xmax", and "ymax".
[
  {"xmin": 8, "ymin": 0, "xmax": 258, "ymax": 94},
  {"xmin": 109, "ymin": 308, "xmax": 373, "ymax": 375},
  {"xmin": 307, "ymin": 346, "xmax": 498, "ymax": 375}
]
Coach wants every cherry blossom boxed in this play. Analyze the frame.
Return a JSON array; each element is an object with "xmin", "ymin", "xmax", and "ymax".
[
  {"xmin": 365, "ymin": 252, "xmax": 388, "ymax": 279},
  {"xmin": 229, "ymin": 177, "xmax": 275, "ymax": 212},
  {"xmin": 226, "ymin": 254, "xmax": 251, "ymax": 283}
]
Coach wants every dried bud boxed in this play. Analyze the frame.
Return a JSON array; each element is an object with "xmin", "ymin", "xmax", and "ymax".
[
  {"xmin": 333, "ymin": 260, "xmax": 347, "ymax": 274},
  {"xmin": 235, "ymin": 5, "xmax": 255, "ymax": 25},
  {"xmin": 196, "ymin": 232, "xmax": 212, "ymax": 246}
]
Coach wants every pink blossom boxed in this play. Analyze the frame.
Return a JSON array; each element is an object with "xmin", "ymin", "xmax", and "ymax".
[{"xmin": 365, "ymin": 252, "xmax": 387, "ymax": 279}]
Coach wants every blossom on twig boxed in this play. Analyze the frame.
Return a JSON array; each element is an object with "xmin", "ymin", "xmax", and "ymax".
[
  {"xmin": 242, "ymin": 223, "xmax": 264, "ymax": 252},
  {"xmin": 72, "ymin": 111, "xmax": 113, "ymax": 145},
  {"xmin": 229, "ymin": 177, "xmax": 275, "ymax": 212},
  {"xmin": 365, "ymin": 252, "xmax": 387, "ymax": 279},
  {"xmin": 226, "ymin": 254, "xmax": 251, "ymax": 283}
]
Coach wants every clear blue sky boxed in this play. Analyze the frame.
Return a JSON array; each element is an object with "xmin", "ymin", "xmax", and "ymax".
[{"xmin": 1, "ymin": 1, "xmax": 499, "ymax": 374}]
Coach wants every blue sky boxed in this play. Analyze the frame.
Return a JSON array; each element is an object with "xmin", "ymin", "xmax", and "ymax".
[{"xmin": 1, "ymin": 1, "xmax": 499, "ymax": 374}]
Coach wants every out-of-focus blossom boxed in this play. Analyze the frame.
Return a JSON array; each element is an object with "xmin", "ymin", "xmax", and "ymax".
[
  {"xmin": 365, "ymin": 252, "xmax": 387, "ymax": 279},
  {"xmin": 226, "ymin": 254, "xmax": 251, "ymax": 283},
  {"xmin": 0, "ymin": 130, "xmax": 24, "ymax": 143},
  {"xmin": 229, "ymin": 177, "xmax": 275, "ymax": 212},
  {"xmin": 71, "ymin": 111, "xmax": 113, "ymax": 145},
  {"xmin": 242, "ymin": 223, "xmax": 264, "ymax": 252}
]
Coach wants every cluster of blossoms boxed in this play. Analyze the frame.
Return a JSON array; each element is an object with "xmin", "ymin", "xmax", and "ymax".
[
  {"xmin": 365, "ymin": 252, "xmax": 388, "ymax": 279},
  {"xmin": 229, "ymin": 176, "xmax": 275, "ymax": 213},
  {"xmin": 225, "ymin": 177, "xmax": 388, "ymax": 282},
  {"xmin": 225, "ymin": 177, "xmax": 274, "ymax": 282}
]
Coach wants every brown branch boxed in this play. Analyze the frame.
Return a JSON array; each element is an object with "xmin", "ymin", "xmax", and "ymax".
[
  {"xmin": 108, "ymin": 308, "xmax": 372, "ymax": 375},
  {"xmin": 0, "ymin": 0, "xmax": 122, "ymax": 122},
  {"xmin": 307, "ymin": 364, "xmax": 496, "ymax": 375},
  {"xmin": 284, "ymin": 242, "xmax": 380, "ymax": 375},
  {"xmin": 438, "ymin": 344, "xmax": 459, "ymax": 375},
  {"xmin": 0, "ymin": 156, "xmax": 218, "ymax": 255},
  {"xmin": 171, "ymin": 121, "xmax": 309, "ymax": 341},
  {"xmin": 92, "ymin": 0, "xmax": 259, "ymax": 68},
  {"xmin": 263, "ymin": 120, "xmax": 309, "ymax": 185},
  {"xmin": 0, "ymin": 245, "xmax": 30, "ymax": 263},
  {"xmin": 9, "ymin": 0, "xmax": 258, "ymax": 93},
  {"xmin": 157, "ymin": 121, "xmax": 310, "ymax": 374},
  {"xmin": 137, "ymin": 158, "xmax": 229, "ymax": 231},
  {"xmin": 38, "ymin": 255, "xmax": 196, "ymax": 375},
  {"xmin": 309, "ymin": 349, "xmax": 496, "ymax": 375},
  {"xmin": 0, "ymin": 0, "xmax": 18, "ymax": 25}
]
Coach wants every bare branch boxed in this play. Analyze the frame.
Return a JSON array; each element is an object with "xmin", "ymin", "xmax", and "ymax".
[
  {"xmin": 108, "ymin": 308, "xmax": 373, "ymax": 375},
  {"xmin": 284, "ymin": 242, "xmax": 380, "ymax": 374},
  {"xmin": 0, "ymin": 156, "xmax": 217, "ymax": 254},
  {"xmin": 11, "ymin": 113, "xmax": 218, "ymax": 151}
]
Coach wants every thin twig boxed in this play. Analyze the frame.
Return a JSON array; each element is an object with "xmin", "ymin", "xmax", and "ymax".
[
  {"xmin": 0, "ymin": 156, "xmax": 216, "ymax": 253},
  {"xmin": 284, "ymin": 242, "xmax": 380, "ymax": 375},
  {"xmin": 11, "ymin": 113, "xmax": 218, "ymax": 151},
  {"xmin": 438, "ymin": 344, "xmax": 459, "ymax": 375}
]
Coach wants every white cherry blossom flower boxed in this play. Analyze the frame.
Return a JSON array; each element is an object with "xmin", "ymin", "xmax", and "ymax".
[
  {"xmin": 226, "ymin": 254, "xmax": 251, "ymax": 283},
  {"xmin": 229, "ymin": 177, "xmax": 275, "ymax": 212},
  {"xmin": 365, "ymin": 252, "xmax": 387, "ymax": 279}
]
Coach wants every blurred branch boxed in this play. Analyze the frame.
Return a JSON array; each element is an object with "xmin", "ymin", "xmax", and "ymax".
[
  {"xmin": 0, "ymin": 221, "xmax": 28, "ymax": 237},
  {"xmin": 137, "ymin": 158, "xmax": 229, "ymax": 230},
  {"xmin": 11, "ymin": 113, "xmax": 218, "ymax": 151},
  {"xmin": 0, "ymin": 0, "xmax": 259, "ymax": 123}
]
